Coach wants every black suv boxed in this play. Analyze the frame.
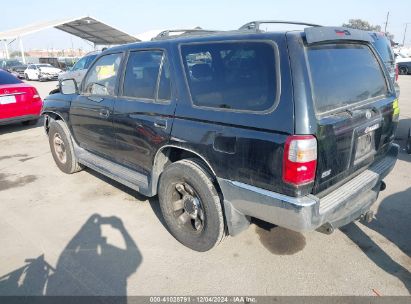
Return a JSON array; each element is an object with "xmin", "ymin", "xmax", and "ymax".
[{"xmin": 42, "ymin": 22, "xmax": 399, "ymax": 251}]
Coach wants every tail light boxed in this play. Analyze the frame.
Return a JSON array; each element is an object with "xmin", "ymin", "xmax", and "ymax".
[
  {"xmin": 283, "ymin": 135, "xmax": 317, "ymax": 186},
  {"xmin": 395, "ymin": 64, "xmax": 399, "ymax": 82},
  {"xmin": 30, "ymin": 87, "xmax": 41, "ymax": 101}
]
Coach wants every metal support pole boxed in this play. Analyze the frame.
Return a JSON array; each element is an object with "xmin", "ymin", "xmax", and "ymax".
[
  {"xmin": 19, "ymin": 37, "xmax": 26, "ymax": 64},
  {"xmin": 403, "ymin": 23, "xmax": 409, "ymax": 46},
  {"xmin": 3, "ymin": 40, "xmax": 9, "ymax": 59}
]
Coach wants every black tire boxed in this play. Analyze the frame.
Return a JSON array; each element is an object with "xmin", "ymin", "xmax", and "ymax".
[
  {"xmin": 48, "ymin": 120, "xmax": 83, "ymax": 174},
  {"xmin": 158, "ymin": 159, "xmax": 225, "ymax": 251},
  {"xmin": 399, "ymin": 66, "xmax": 408, "ymax": 75},
  {"xmin": 24, "ymin": 73, "xmax": 29, "ymax": 80},
  {"xmin": 22, "ymin": 119, "xmax": 39, "ymax": 126},
  {"xmin": 407, "ymin": 129, "xmax": 411, "ymax": 154}
]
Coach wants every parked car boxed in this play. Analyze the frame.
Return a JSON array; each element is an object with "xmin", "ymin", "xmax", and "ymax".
[
  {"xmin": 398, "ymin": 61, "xmax": 411, "ymax": 75},
  {"xmin": 10, "ymin": 65, "xmax": 28, "ymax": 79},
  {"xmin": 24, "ymin": 64, "xmax": 63, "ymax": 81},
  {"xmin": 42, "ymin": 22, "xmax": 399, "ymax": 251},
  {"xmin": 0, "ymin": 59, "xmax": 23, "ymax": 72},
  {"xmin": 58, "ymin": 51, "xmax": 100, "ymax": 85},
  {"xmin": 0, "ymin": 69, "xmax": 42, "ymax": 126},
  {"xmin": 395, "ymin": 52, "xmax": 411, "ymax": 63}
]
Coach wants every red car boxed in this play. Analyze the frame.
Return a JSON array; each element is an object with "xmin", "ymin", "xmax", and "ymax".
[{"xmin": 0, "ymin": 69, "xmax": 42, "ymax": 126}]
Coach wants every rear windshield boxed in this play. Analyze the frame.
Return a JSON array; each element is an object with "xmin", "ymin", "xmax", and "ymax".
[
  {"xmin": 181, "ymin": 41, "xmax": 278, "ymax": 112},
  {"xmin": 307, "ymin": 44, "xmax": 388, "ymax": 114},
  {"xmin": 0, "ymin": 70, "xmax": 22, "ymax": 85}
]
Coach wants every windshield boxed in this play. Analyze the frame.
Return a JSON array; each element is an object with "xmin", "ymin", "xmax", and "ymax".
[
  {"xmin": 307, "ymin": 43, "xmax": 388, "ymax": 114},
  {"xmin": 37, "ymin": 64, "xmax": 53, "ymax": 68}
]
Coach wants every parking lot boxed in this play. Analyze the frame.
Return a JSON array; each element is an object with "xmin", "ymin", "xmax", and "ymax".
[{"xmin": 0, "ymin": 78, "xmax": 410, "ymax": 296}]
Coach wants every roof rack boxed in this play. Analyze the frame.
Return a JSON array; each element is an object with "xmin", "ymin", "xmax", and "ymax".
[
  {"xmin": 152, "ymin": 29, "xmax": 218, "ymax": 41},
  {"xmin": 239, "ymin": 20, "xmax": 322, "ymax": 31}
]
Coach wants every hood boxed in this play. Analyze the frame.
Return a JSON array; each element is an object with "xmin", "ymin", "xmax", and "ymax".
[{"xmin": 39, "ymin": 67, "xmax": 62, "ymax": 74}]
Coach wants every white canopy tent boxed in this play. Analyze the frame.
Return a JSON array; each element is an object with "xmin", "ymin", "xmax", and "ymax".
[{"xmin": 0, "ymin": 16, "xmax": 139, "ymax": 63}]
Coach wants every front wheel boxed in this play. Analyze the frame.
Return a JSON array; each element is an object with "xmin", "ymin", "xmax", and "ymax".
[
  {"xmin": 48, "ymin": 120, "xmax": 83, "ymax": 174},
  {"xmin": 24, "ymin": 73, "xmax": 29, "ymax": 80},
  {"xmin": 158, "ymin": 159, "xmax": 225, "ymax": 252},
  {"xmin": 407, "ymin": 129, "xmax": 411, "ymax": 154}
]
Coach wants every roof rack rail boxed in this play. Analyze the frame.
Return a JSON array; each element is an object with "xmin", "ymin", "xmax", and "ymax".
[
  {"xmin": 152, "ymin": 29, "xmax": 218, "ymax": 41},
  {"xmin": 239, "ymin": 20, "xmax": 322, "ymax": 31}
]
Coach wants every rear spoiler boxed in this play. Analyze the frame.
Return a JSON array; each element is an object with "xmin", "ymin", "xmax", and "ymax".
[{"xmin": 304, "ymin": 27, "xmax": 373, "ymax": 44}]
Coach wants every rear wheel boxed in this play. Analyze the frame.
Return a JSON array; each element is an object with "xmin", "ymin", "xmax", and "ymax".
[
  {"xmin": 399, "ymin": 66, "xmax": 408, "ymax": 75},
  {"xmin": 158, "ymin": 159, "xmax": 225, "ymax": 252},
  {"xmin": 48, "ymin": 120, "xmax": 83, "ymax": 174}
]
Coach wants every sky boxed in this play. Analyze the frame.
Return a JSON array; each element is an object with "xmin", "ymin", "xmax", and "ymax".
[{"xmin": 1, "ymin": 0, "xmax": 411, "ymax": 53}]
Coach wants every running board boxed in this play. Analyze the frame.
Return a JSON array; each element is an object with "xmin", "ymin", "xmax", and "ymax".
[{"xmin": 75, "ymin": 146, "xmax": 151, "ymax": 196}]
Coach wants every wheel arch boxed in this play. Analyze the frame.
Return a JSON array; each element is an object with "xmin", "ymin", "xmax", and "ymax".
[
  {"xmin": 42, "ymin": 111, "xmax": 65, "ymax": 134},
  {"xmin": 150, "ymin": 145, "xmax": 219, "ymax": 196}
]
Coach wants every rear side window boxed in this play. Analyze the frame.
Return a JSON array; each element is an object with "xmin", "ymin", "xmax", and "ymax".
[
  {"xmin": 181, "ymin": 41, "xmax": 278, "ymax": 112},
  {"xmin": 0, "ymin": 70, "xmax": 22, "ymax": 85},
  {"xmin": 307, "ymin": 44, "xmax": 388, "ymax": 114},
  {"xmin": 370, "ymin": 34, "xmax": 394, "ymax": 63},
  {"xmin": 122, "ymin": 50, "xmax": 171, "ymax": 101}
]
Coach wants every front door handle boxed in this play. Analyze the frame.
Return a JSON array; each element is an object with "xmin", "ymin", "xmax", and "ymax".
[
  {"xmin": 99, "ymin": 109, "xmax": 110, "ymax": 118},
  {"xmin": 154, "ymin": 119, "xmax": 167, "ymax": 129}
]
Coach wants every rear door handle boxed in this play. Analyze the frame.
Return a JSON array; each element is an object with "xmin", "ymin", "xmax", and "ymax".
[
  {"xmin": 99, "ymin": 109, "xmax": 110, "ymax": 118},
  {"xmin": 154, "ymin": 119, "xmax": 167, "ymax": 129},
  {"xmin": 88, "ymin": 96, "xmax": 104, "ymax": 103}
]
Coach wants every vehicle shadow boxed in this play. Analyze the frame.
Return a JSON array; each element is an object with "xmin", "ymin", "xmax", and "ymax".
[
  {"xmin": 340, "ymin": 187, "xmax": 411, "ymax": 294},
  {"xmin": 0, "ymin": 117, "xmax": 43, "ymax": 136},
  {"xmin": 85, "ymin": 168, "xmax": 167, "ymax": 228},
  {"xmin": 0, "ymin": 214, "xmax": 142, "ymax": 298}
]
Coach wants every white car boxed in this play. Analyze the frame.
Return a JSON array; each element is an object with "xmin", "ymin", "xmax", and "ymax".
[
  {"xmin": 24, "ymin": 64, "xmax": 63, "ymax": 81},
  {"xmin": 58, "ymin": 51, "xmax": 100, "ymax": 86},
  {"xmin": 395, "ymin": 53, "xmax": 411, "ymax": 63}
]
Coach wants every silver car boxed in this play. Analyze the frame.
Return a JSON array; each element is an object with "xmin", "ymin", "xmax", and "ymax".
[{"xmin": 58, "ymin": 51, "xmax": 100, "ymax": 86}]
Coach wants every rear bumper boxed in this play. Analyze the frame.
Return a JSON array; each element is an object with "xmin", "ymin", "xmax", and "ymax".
[
  {"xmin": 219, "ymin": 143, "xmax": 399, "ymax": 235},
  {"xmin": 0, "ymin": 114, "xmax": 40, "ymax": 126}
]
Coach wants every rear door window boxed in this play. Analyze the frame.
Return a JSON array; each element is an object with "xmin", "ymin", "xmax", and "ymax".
[
  {"xmin": 307, "ymin": 44, "xmax": 388, "ymax": 114},
  {"xmin": 122, "ymin": 50, "xmax": 171, "ymax": 101},
  {"xmin": 181, "ymin": 41, "xmax": 278, "ymax": 112}
]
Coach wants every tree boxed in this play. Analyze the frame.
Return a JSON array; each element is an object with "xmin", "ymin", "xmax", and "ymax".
[
  {"xmin": 9, "ymin": 51, "xmax": 29, "ymax": 58},
  {"xmin": 342, "ymin": 19, "xmax": 394, "ymax": 40},
  {"xmin": 342, "ymin": 19, "xmax": 382, "ymax": 31}
]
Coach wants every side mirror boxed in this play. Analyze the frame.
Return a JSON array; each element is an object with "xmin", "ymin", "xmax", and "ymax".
[{"xmin": 60, "ymin": 79, "xmax": 78, "ymax": 95}]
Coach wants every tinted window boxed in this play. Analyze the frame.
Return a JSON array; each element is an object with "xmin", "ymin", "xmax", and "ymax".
[
  {"xmin": 370, "ymin": 33, "xmax": 394, "ymax": 63},
  {"xmin": 122, "ymin": 50, "xmax": 170, "ymax": 101},
  {"xmin": 0, "ymin": 70, "xmax": 22, "ymax": 85},
  {"xmin": 307, "ymin": 44, "xmax": 388, "ymax": 114},
  {"xmin": 84, "ymin": 55, "xmax": 97, "ymax": 69},
  {"xmin": 181, "ymin": 42, "xmax": 277, "ymax": 111},
  {"xmin": 83, "ymin": 53, "xmax": 122, "ymax": 96},
  {"xmin": 72, "ymin": 57, "xmax": 87, "ymax": 70}
]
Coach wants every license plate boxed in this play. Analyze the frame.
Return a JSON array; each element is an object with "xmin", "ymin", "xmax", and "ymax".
[
  {"xmin": 0, "ymin": 95, "xmax": 16, "ymax": 104},
  {"xmin": 354, "ymin": 131, "xmax": 375, "ymax": 165}
]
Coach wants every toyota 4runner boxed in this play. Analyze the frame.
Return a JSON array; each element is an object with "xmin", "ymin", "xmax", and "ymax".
[{"xmin": 42, "ymin": 22, "xmax": 399, "ymax": 251}]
